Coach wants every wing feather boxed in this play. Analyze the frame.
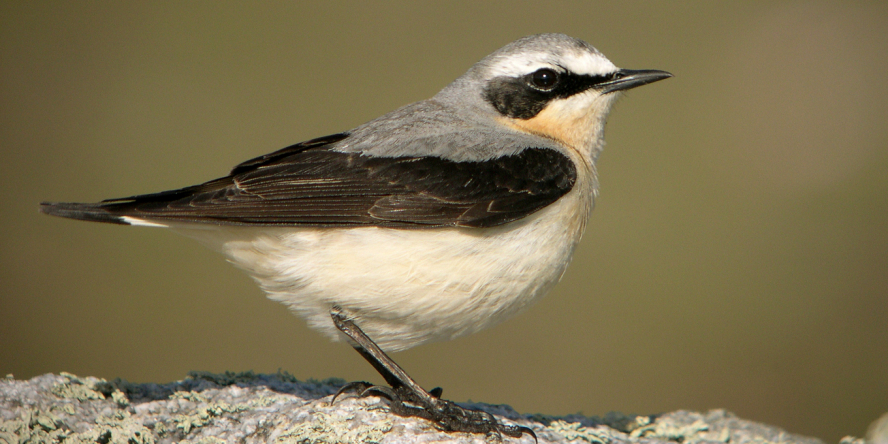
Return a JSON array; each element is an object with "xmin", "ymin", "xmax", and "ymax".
[{"xmin": 40, "ymin": 133, "xmax": 577, "ymax": 229}]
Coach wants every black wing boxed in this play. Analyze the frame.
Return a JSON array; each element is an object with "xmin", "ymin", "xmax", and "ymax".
[{"xmin": 40, "ymin": 133, "xmax": 577, "ymax": 229}]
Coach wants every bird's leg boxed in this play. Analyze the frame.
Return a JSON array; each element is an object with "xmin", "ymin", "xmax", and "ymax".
[
  {"xmin": 329, "ymin": 305, "xmax": 436, "ymax": 403},
  {"xmin": 329, "ymin": 305, "xmax": 536, "ymax": 441}
]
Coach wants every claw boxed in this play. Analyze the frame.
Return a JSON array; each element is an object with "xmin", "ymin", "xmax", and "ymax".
[
  {"xmin": 505, "ymin": 425, "xmax": 538, "ymax": 442},
  {"xmin": 329, "ymin": 307, "xmax": 535, "ymax": 441},
  {"xmin": 330, "ymin": 380, "xmax": 373, "ymax": 404},
  {"xmin": 360, "ymin": 385, "xmax": 398, "ymax": 401},
  {"xmin": 421, "ymin": 397, "xmax": 537, "ymax": 441}
]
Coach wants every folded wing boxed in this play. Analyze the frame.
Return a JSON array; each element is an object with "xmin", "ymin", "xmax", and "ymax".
[{"xmin": 40, "ymin": 133, "xmax": 576, "ymax": 229}]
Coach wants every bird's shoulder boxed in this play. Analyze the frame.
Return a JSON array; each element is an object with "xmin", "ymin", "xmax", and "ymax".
[
  {"xmin": 97, "ymin": 100, "xmax": 577, "ymax": 229},
  {"xmin": 336, "ymin": 98, "xmax": 565, "ymax": 162}
]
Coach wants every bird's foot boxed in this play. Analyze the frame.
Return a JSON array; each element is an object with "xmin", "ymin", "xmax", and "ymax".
[
  {"xmin": 329, "ymin": 306, "xmax": 535, "ymax": 440},
  {"xmin": 332, "ymin": 381, "xmax": 536, "ymax": 441}
]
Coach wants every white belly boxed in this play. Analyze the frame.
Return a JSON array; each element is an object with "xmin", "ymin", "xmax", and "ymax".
[{"xmin": 175, "ymin": 187, "xmax": 592, "ymax": 352}]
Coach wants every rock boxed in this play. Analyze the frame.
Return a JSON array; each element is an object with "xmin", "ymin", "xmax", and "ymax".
[{"xmin": 0, "ymin": 371, "xmax": 828, "ymax": 444}]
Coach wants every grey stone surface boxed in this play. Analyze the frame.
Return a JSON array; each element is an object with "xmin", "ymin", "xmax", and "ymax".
[{"xmin": 0, "ymin": 372, "xmax": 830, "ymax": 444}]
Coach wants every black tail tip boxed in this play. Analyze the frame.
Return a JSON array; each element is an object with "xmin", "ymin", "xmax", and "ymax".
[{"xmin": 39, "ymin": 201, "xmax": 128, "ymax": 225}]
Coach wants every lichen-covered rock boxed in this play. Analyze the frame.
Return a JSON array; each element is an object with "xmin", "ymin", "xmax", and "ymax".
[{"xmin": 0, "ymin": 372, "xmax": 828, "ymax": 444}]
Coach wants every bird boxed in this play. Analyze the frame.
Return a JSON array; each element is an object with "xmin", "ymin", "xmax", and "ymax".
[{"xmin": 40, "ymin": 33, "xmax": 671, "ymax": 438}]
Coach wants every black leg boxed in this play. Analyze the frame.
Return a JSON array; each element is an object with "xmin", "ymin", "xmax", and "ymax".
[{"xmin": 330, "ymin": 305, "xmax": 536, "ymax": 441}]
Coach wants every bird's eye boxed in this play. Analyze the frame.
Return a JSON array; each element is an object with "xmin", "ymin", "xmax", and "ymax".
[{"xmin": 529, "ymin": 68, "xmax": 559, "ymax": 90}]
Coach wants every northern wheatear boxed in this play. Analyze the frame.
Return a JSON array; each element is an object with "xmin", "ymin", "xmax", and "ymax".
[{"xmin": 41, "ymin": 33, "xmax": 671, "ymax": 438}]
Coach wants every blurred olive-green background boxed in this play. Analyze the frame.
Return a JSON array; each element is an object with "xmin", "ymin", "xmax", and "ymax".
[{"xmin": 2, "ymin": 2, "xmax": 886, "ymax": 442}]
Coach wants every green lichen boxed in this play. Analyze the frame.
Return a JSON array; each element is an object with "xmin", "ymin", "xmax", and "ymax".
[
  {"xmin": 110, "ymin": 388, "xmax": 130, "ymax": 408},
  {"xmin": 629, "ymin": 416, "xmax": 716, "ymax": 443},
  {"xmin": 0, "ymin": 409, "xmax": 69, "ymax": 443},
  {"xmin": 50, "ymin": 373, "xmax": 104, "ymax": 401},
  {"xmin": 246, "ymin": 390, "xmax": 291, "ymax": 408},
  {"xmin": 170, "ymin": 390, "xmax": 209, "ymax": 403},
  {"xmin": 151, "ymin": 420, "xmax": 170, "ymax": 437},
  {"xmin": 49, "ymin": 372, "xmax": 131, "ymax": 408},
  {"xmin": 546, "ymin": 414, "xmax": 725, "ymax": 444},
  {"xmin": 172, "ymin": 401, "xmax": 249, "ymax": 434},
  {"xmin": 546, "ymin": 420, "xmax": 620, "ymax": 444},
  {"xmin": 62, "ymin": 410, "xmax": 155, "ymax": 444},
  {"xmin": 161, "ymin": 383, "xmax": 293, "ymax": 437},
  {"xmin": 278, "ymin": 410, "xmax": 393, "ymax": 444},
  {"xmin": 186, "ymin": 437, "xmax": 227, "ymax": 444},
  {"xmin": 603, "ymin": 412, "xmax": 653, "ymax": 434}
]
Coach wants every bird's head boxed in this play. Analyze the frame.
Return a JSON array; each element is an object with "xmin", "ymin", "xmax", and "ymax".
[{"xmin": 440, "ymin": 33, "xmax": 671, "ymax": 160}]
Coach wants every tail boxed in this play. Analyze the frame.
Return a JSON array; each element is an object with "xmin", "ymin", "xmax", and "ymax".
[{"xmin": 39, "ymin": 201, "xmax": 166, "ymax": 227}]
